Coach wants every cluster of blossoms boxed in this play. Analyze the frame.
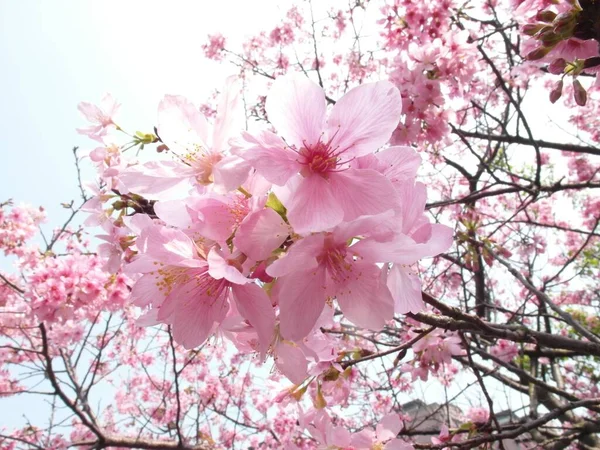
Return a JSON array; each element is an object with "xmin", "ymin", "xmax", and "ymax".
[
  {"xmin": 0, "ymin": 202, "xmax": 45, "ymax": 257},
  {"xmin": 79, "ymin": 73, "xmax": 453, "ymax": 386},
  {"xmin": 380, "ymin": 0, "xmax": 482, "ymax": 146},
  {"xmin": 518, "ymin": 0, "xmax": 600, "ymax": 104}
]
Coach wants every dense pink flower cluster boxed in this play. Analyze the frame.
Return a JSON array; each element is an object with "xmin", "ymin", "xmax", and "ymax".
[
  {"xmin": 0, "ymin": 202, "xmax": 45, "ymax": 257},
  {"xmin": 79, "ymin": 73, "xmax": 453, "ymax": 385}
]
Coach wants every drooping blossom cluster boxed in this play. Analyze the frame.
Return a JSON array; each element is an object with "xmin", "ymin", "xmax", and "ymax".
[{"xmin": 517, "ymin": 0, "xmax": 600, "ymax": 104}]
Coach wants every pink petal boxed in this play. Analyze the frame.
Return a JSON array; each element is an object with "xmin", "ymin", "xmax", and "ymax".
[
  {"xmin": 351, "ymin": 234, "xmax": 430, "ymax": 264},
  {"xmin": 376, "ymin": 146, "xmax": 421, "ymax": 187},
  {"xmin": 237, "ymin": 131, "xmax": 301, "ymax": 186},
  {"xmin": 274, "ymin": 341, "xmax": 308, "ymax": 384},
  {"xmin": 276, "ymin": 266, "xmax": 327, "ymax": 342},
  {"xmin": 187, "ymin": 196, "xmax": 239, "ymax": 242},
  {"xmin": 265, "ymin": 74, "xmax": 326, "ymax": 147},
  {"xmin": 328, "ymin": 168, "xmax": 398, "ymax": 223},
  {"xmin": 411, "ymin": 223, "xmax": 454, "ymax": 257},
  {"xmin": 386, "ymin": 265, "xmax": 423, "ymax": 314},
  {"xmin": 336, "ymin": 263, "xmax": 394, "ymax": 330},
  {"xmin": 287, "ymin": 175, "xmax": 344, "ymax": 234},
  {"xmin": 328, "ymin": 426, "xmax": 352, "ymax": 447},
  {"xmin": 158, "ymin": 95, "xmax": 209, "ymax": 153},
  {"xmin": 328, "ymin": 81, "xmax": 402, "ymax": 157},
  {"xmin": 234, "ymin": 208, "xmax": 289, "ymax": 261},
  {"xmin": 397, "ymin": 181, "xmax": 427, "ymax": 234},
  {"xmin": 212, "ymin": 76, "xmax": 242, "ymax": 152},
  {"xmin": 267, "ymin": 233, "xmax": 324, "ymax": 278},
  {"xmin": 231, "ymin": 283, "xmax": 275, "ymax": 357},
  {"xmin": 154, "ymin": 199, "xmax": 193, "ymax": 229},
  {"xmin": 207, "ymin": 247, "xmax": 249, "ymax": 285},
  {"xmin": 144, "ymin": 225, "xmax": 197, "ymax": 264},
  {"xmin": 158, "ymin": 276, "xmax": 230, "ymax": 348},
  {"xmin": 351, "ymin": 429, "xmax": 376, "ymax": 448},
  {"xmin": 212, "ymin": 154, "xmax": 252, "ymax": 192},
  {"xmin": 377, "ymin": 414, "xmax": 403, "ymax": 441},
  {"xmin": 119, "ymin": 160, "xmax": 191, "ymax": 200},
  {"xmin": 385, "ymin": 440, "xmax": 414, "ymax": 450},
  {"xmin": 130, "ymin": 274, "xmax": 164, "ymax": 307}
]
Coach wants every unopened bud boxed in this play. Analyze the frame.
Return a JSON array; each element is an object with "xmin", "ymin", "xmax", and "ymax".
[
  {"xmin": 536, "ymin": 10, "xmax": 557, "ymax": 22},
  {"xmin": 573, "ymin": 78, "xmax": 587, "ymax": 106},
  {"xmin": 549, "ymin": 79, "xmax": 563, "ymax": 103},
  {"xmin": 548, "ymin": 58, "xmax": 567, "ymax": 74},
  {"xmin": 526, "ymin": 46, "xmax": 551, "ymax": 60},
  {"xmin": 522, "ymin": 23, "xmax": 546, "ymax": 36},
  {"xmin": 540, "ymin": 30, "xmax": 562, "ymax": 46},
  {"xmin": 552, "ymin": 12, "xmax": 577, "ymax": 36}
]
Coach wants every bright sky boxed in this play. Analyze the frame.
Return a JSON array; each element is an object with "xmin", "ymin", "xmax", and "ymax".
[{"xmin": 0, "ymin": 0, "xmax": 282, "ymax": 228}]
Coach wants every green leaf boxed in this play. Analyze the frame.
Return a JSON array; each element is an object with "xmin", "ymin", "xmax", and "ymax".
[{"xmin": 265, "ymin": 192, "xmax": 288, "ymax": 222}]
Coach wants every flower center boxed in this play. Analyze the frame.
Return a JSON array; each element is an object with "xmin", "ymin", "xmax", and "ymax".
[{"xmin": 299, "ymin": 141, "xmax": 338, "ymax": 177}]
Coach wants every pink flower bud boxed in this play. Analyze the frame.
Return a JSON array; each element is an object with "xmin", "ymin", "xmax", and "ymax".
[
  {"xmin": 526, "ymin": 46, "xmax": 551, "ymax": 60},
  {"xmin": 521, "ymin": 23, "xmax": 546, "ymax": 36},
  {"xmin": 573, "ymin": 78, "xmax": 587, "ymax": 106},
  {"xmin": 548, "ymin": 58, "xmax": 567, "ymax": 74},
  {"xmin": 549, "ymin": 79, "xmax": 563, "ymax": 103},
  {"xmin": 536, "ymin": 10, "xmax": 557, "ymax": 22}
]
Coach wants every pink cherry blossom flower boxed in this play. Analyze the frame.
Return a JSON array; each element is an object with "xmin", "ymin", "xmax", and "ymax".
[
  {"xmin": 77, "ymin": 93, "xmax": 120, "ymax": 143},
  {"xmin": 352, "ymin": 414, "xmax": 413, "ymax": 450},
  {"xmin": 126, "ymin": 223, "xmax": 274, "ymax": 354},
  {"xmin": 238, "ymin": 73, "xmax": 402, "ymax": 234},
  {"xmin": 267, "ymin": 214, "xmax": 397, "ymax": 341}
]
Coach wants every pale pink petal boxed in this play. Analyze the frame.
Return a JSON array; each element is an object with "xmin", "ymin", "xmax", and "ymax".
[
  {"xmin": 187, "ymin": 197, "xmax": 238, "ymax": 242},
  {"xmin": 158, "ymin": 94, "xmax": 209, "ymax": 153},
  {"xmin": 336, "ymin": 263, "xmax": 394, "ymax": 330},
  {"xmin": 77, "ymin": 102, "xmax": 102, "ymax": 123},
  {"xmin": 144, "ymin": 225, "xmax": 197, "ymax": 264},
  {"xmin": 158, "ymin": 276, "xmax": 229, "ymax": 348},
  {"xmin": 376, "ymin": 146, "xmax": 421, "ymax": 186},
  {"xmin": 276, "ymin": 266, "xmax": 327, "ymax": 342},
  {"xmin": 154, "ymin": 199, "xmax": 193, "ymax": 229},
  {"xmin": 212, "ymin": 154, "xmax": 252, "ymax": 192},
  {"xmin": 328, "ymin": 81, "xmax": 402, "ymax": 157},
  {"xmin": 136, "ymin": 309, "xmax": 159, "ymax": 327},
  {"xmin": 377, "ymin": 414, "xmax": 403, "ymax": 442},
  {"xmin": 351, "ymin": 234, "xmax": 430, "ymax": 264},
  {"xmin": 119, "ymin": 160, "xmax": 191, "ymax": 199},
  {"xmin": 287, "ymin": 175, "xmax": 344, "ymax": 234},
  {"xmin": 212, "ymin": 76, "xmax": 242, "ymax": 152},
  {"xmin": 411, "ymin": 223, "xmax": 454, "ymax": 257},
  {"xmin": 238, "ymin": 131, "xmax": 301, "ymax": 186},
  {"xmin": 397, "ymin": 181, "xmax": 427, "ymax": 234},
  {"xmin": 334, "ymin": 211, "xmax": 396, "ymax": 243},
  {"xmin": 231, "ymin": 283, "xmax": 275, "ymax": 357},
  {"xmin": 234, "ymin": 208, "xmax": 289, "ymax": 261},
  {"xmin": 207, "ymin": 247, "xmax": 249, "ymax": 285},
  {"xmin": 351, "ymin": 429, "xmax": 376, "ymax": 448},
  {"xmin": 267, "ymin": 233, "xmax": 324, "ymax": 277},
  {"xmin": 274, "ymin": 341, "xmax": 308, "ymax": 384},
  {"xmin": 328, "ymin": 426, "xmax": 352, "ymax": 447},
  {"xmin": 265, "ymin": 73, "xmax": 326, "ymax": 147},
  {"xmin": 385, "ymin": 440, "xmax": 414, "ymax": 450},
  {"xmin": 387, "ymin": 264, "xmax": 423, "ymax": 314},
  {"xmin": 328, "ymin": 168, "xmax": 398, "ymax": 223},
  {"xmin": 130, "ymin": 274, "xmax": 164, "ymax": 307}
]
